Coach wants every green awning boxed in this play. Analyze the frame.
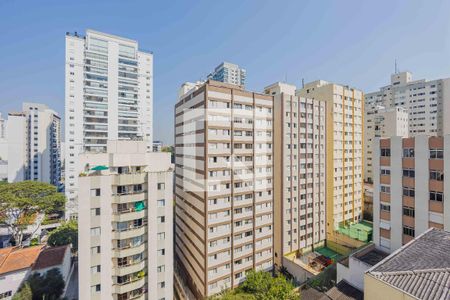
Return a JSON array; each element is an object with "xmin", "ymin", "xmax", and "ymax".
[
  {"xmin": 135, "ymin": 201, "xmax": 145, "ymax": 211},
  {"xmin": 90, "ymin": 165, "xmax": 109, "ymax": 171}
]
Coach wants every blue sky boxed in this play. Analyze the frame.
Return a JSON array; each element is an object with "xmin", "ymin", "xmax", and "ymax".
[{"xmin": 1, "ymin": 0, "xmax": 450, "ymax": 143}]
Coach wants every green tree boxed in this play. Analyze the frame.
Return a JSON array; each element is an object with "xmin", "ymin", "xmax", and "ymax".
[
  {"xmin": 237, "ymin": 270, "xmax": 298, "ymax": 300},
  {"xmin": 0, "ymin": 181, "xmax": 65, "ymax": 246},
  {"xmin": 12, "ymin": 282, "xmax": 32, "ymax": 300},
  {"xmin": 47, "ymin": 220, "xmax": 78, "ymax": 252},
  {"xmin": 19, "ymin": 268, "xmax": 65, "ymax": 300},
  {"xmin": 266, "ymin": 276, "xmax": 297, "ymax": 300},
  {"xmin": 240, "ymin": 270, "xmax": 272, "ymax": 297}
]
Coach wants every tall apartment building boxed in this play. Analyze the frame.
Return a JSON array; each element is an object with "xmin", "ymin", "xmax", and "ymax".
[
  {"xmin": 373, "ymin": 136, "xmax": 450, "ymax": 253},
  {"xmin": 207, "ymin": 62, "xmax": 247, "ymax": 86},
  {"xmin": 6, "ymin": 103, "xmax": 61, "ymax": 185},
  {"xmin": 65, "ymin": 30, "xmax": 153, "ymax": 218},
  {"xmin": 364, "ymin": 106, "xmax": 408, "ymax": 182},
  {"xmin": 264, "ymin": 82, "xmax": 326, "ymax": 267},
  {"xmin": 297, "ymin": 80, "xmax": 364, "ymax": 239},
  {"xmin": 365, "ymin": 71, "xmax": 450, "ymax": 136},
  {"xmin": 175, "ymin": 80, "xmax": 274, "ymax": 298},
  {"xmin": 78, "ymin": 141, "xmax": 173, "ymax": 300}
]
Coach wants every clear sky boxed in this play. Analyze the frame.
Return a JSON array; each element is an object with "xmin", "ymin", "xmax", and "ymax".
[{"xmin": 1, "ymin": 0, "xmax": 450, "ymax": 144}]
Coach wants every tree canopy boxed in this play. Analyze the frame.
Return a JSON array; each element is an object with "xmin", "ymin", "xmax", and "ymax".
[
  {"xmin": 211, "ymin": 270, "xmax": 298, "ymax": 300},
  {"xmin": 47, "ymin": 220, "xmax": 78, "ymax": 252},
  {"xmin": 0, "ymin": 181, "xmax": 65, "ymax": 246},
  {"xmin": 16, "ymin": 268, "xmax": 65, "ymax": 300}
]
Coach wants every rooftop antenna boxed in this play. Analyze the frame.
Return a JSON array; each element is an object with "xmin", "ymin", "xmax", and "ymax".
[
  {"xmin": 302, "ymin": 78, "xmax": 305, "ymax": 88},
  {"xmin": 395, "ymin": 59, "xmax": 398, "ymax": 74}
]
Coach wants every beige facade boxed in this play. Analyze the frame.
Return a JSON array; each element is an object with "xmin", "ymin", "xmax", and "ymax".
[
  {"xmin": 297, "ymin": 80, "xmax": 364, "ymax": 239},
  {"xmin": 174, "ymin": 80, "xmax": 274, "ymax": 298},
  {"xmin": 264, "ymin": 82, "xmax": 326, "ymax": 267},
  {"xmin": 78, "ymin": 141, "xmax": 173, "ymax": 300},
  {"xmin": 364, "ymin": 106, "xmax": 408, "ymax": 182}
]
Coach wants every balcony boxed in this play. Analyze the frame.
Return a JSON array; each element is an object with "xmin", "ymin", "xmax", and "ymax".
[
  {"xmin": 112, "ymin": 209, "xmax": 146, "ymax": 223},
  {"xmin": 113, "ymin": 226, "xmax": 146, "ymax": 240},
  {"xmin": 113, "ymin": 276, "xmax": 146, "ymax": 295},
  {"xmin": 112, "ymin": 192, "xmax": 147, "ymax": 204},
  {"xmin": 114, "ymin": 260, "xmax": 146, "ymax": 277},
  {"xmin": 113, "ymin": 242, "xmax": 146, "ymax": 258}
]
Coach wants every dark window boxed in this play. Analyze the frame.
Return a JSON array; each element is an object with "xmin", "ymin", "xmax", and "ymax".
[
  {"xmin": 403, "ymin": 187, "xmax": 415, "ymax": 197},
  {"xmin": 403, "ymin": 226, "xmax": 415, "ymax": 237},
  {"xmin": 403, "ymin": 206, "xmax": 415, "ymax": 217},
  {"xmin": 430, "ymin": 170, "xmax": 444, "ymax": 181},
  {"xmin": 380, "ymin": 204, "xmax": 390, "ymax": 212},
  {"xmin": 430, "ymin": 191, "xmax": 444, "ymax": 202},
  {"xmin": 403, "ymin": 169, "xmax": 415, "ymax": 178},
  {"xmin": 403, "ymin": 148, "xmax": 414, "ymax": 158},
  {"xmin": 430, "ymin": 149, "xmax": 444, "ymax": 159},
  {"xmin": 381, "ymin": 148, "xmax": 391, "ymax": 157}
]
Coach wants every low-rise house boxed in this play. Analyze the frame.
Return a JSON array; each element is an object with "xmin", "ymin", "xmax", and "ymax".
[
  {"xmin": 365, "ymin": 228, "xmax": 450, "ymax": 300},
  {"xmin": 0, "ymin": 245, "xmax": 71, "ymax": 299}
]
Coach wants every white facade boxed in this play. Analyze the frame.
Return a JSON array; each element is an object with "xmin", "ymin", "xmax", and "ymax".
[
  {"xmin": 373, "ymin": 135, "xmax": 450, "ymax": 253},
  {"xmin": 264, "ymin": 82, "xmax": 326, "ymax": 266},
  {"xmin": 78, "ymin": 141, "xmax": 173, "ymax": 300},
  {"xmin": 365, "ymin": 71, "xmax": 450, "ymax": 137},
  {"xmin": 207, "ymin": 62, "xmax": 246, "ymax": 86},
  {"xmin": 6, "ymin": 103, "xmax": 61, "ymax": 185},
  {"xmin": 65, "ymin": 30, "xmax": 153, "ymax": 218},
  {"xmin": 364, "ymin": 106, "xmax": 408, "ymax": 182}
]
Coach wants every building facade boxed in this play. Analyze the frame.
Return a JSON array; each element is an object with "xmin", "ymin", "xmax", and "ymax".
[
  {"xmin": 78, "ymin": 141, "xmax": 173, "ymax": 300},
  {"xmin": 365, "ymin": 71, "xmax": 450, "ymax": 137},
  {"xmin": 297, "ymin": 80, "xmax": 364, "ymax": 240},
  {"xmin": 207, "ymin": 62, "xmax": 246, "ymax": 86},
  {"xmin": 65, "ymin": 30, "xmax": 153, "ymax": 218},
  {"xmin": 264, "ymin": 82, "xmax": 326, "ymax": 267},
  {"xmin": 364, "ymin": 106, "xmax": 408, "ymax": 182},
  {"xmin": 373, "ymin": 135, "xmax": 450, "ymax": 253},
  {"xmin": 175, "ymin": 80, "xmax": 273, "ymax": 298},
  {"xmin": 6, "ymin": 103, "xmax": 61, "ymax": 185}
]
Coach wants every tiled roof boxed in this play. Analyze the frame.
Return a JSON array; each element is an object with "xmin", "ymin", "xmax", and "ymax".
[
  {"xmin": 33, "ymin": 245, "xmax": 69, "ymax": 270},
  {"xmin": 320, "ymin": 280, "xmax": 364, "ymax": 300},
  {"xmin": 0, "ymin": 245, "xmax": 44, "ymax": 275},
  {"xmin": 367, "ymin": 228, "xmax": 450, "ymax": 300}
]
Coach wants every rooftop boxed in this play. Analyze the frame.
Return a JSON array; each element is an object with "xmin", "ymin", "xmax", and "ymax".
[
  {"xmin": 320, "ymin": 280, "xmax": 364, "ymax": 300},
  {"xmin": 0, "ymin": 245, "xmax": 44, "ymax": 275},
  {"xmin": 367, "ymin": 228, "xmax": 450, "ymax": 300},
  {"xmin": 33, "ymin": 245, "xmax": 69, "ymax": 270}
]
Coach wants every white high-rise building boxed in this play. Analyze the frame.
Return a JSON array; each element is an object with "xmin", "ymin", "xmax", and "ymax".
[
  {"xmin": 78, "ymin": 141, "xmax": 173, "ymax": 300},
  {"xmin": 65, "ymin": 30, "xmax": 153, "ymax": 218},
  {"xmin": 207, "ymin": 62, "xmax": 247, "ymax": 86},
  {"xmin": 6, "ymin": 103, "xmax": 61, "ymax": 185},
  {"xmin": 365, "ymin": 71, "xmax": 450, "ymax": 137},
  {"xmin": 364, "ymin": 106, "xmax": 408, "ymax": 182}
]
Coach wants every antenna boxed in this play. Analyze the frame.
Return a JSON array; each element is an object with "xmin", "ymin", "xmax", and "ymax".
[
  {"xmin": 302, "ymin": 78, "xmax": 305, "ymax": 88},
  {"xmin": 395, "ymin": 59, "xmax": 398, "ymax": 74}
]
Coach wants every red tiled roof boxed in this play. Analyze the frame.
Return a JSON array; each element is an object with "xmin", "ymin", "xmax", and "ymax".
[
  {"xmin": 0, "ymin": 245, "xmax": 44, "ymax": 275},
  {"xmin": 33, "ymin": 245, "xmax": 69, "ymax": 270}
]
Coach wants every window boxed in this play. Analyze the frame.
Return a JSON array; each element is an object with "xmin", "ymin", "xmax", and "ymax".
[
  {"xmin": 403, "ymin": 148, "xmax": 414, "ymax": 158},
  {"xmin": 158, "ymin": 249, "xmax": 165, "ymax": 256},
  {"xmin": 430, "ymin": 149, "xmax": 443, "ymax": 159},
  {"xmin": 158, "ymin": 281, "xmax": 166, "ymax": 288},
  {"xmin": 381, "ymin": 148, "xmax": 391, "ymax": 157},
  {"xmin": 91, "ymin": 227, "xmax": 101, "ymax": 236},
  {"xmin": 157, "ymin": 183, "xmax": 165, "ymax": 190},
  {"xmin": 157, "ymin": 232, "xmax": 165, "ymax": 240},
  {"xmin": 90, "ymin": 188, "xmax": 101, "ymax": 196},
  {"xmin": 91, "ymin": 284, "xmax": 101, "ymax": 293},
  {"xmin": 403, "ymin": 169, "xmax": 415, "ymax": 178},
  {"xmin": 91, "ymin": 265, "xmax": 101, "ymax": 274},
  {"xmin": 157, "ymin": 216, "xmax": 165, "ymax": 223},
  {"xmin": 157, "ymin": 265, "xmax": 165, "ymax": 273},
  {"xmin": 430, "ymin": 191, "xmax": 444, "ymax": 202},
  {"xmin": 91, "ymin": 208, "xmax": 100, "ymax": 216},
  {"xmin": 403, "ymin": 226, "xmax": 415, "ymax": 237},
  {"xmin": 403, "ymin": 187, "xmax": 415, "ymax": 197},
  {"xmin": 91, "ymin": 246, "xmax": 101, "ymax": 254},
  {"xmin": 380, "ymin": 203, "xmax": 390, "ymax": 212},
  {"xmin": 380, "ymin": 185, "xmax": 390, "ymax": 194},
  {"xmin": 403, "ymin": 206, "xmax": 415, "ymax": 217},
  {"xmin": 380, "ymin": 168, "xmax": 391, "ymax": 175},
  {"xmin": 157, "ymin": 199, "xmax": 165, "ymax": 207},
  {"xmin": 430, "ymin": 170, "xmax": 444, "ymax": 181}
]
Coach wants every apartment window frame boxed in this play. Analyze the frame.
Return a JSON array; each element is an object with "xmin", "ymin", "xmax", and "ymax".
[
  {"xmin": 402, "ymin": 206, "xmax": 415, "ymax": 217},
  {"xmin": 430, "ymin": 191, "xmax": 444, "ymax": 202},
  {"xmin": 402, "ymin": 187, "xmax": 415, "ymax": 197}
]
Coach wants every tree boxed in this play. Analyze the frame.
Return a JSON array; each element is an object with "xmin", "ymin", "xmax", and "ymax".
[
  {"xmin": 18, "ymin": 268, "xmax": 65, "ymax": 300},
  {"xmin": 237, "ymin": 270, "xmax": 298, "ymax": 300},
  {"xmin": 266, "ymin": 276, "xmax": 297, "ymax": 300},
  {"xmin": 47, "ymin": 220, "xmax": 78, "ymax": 252},
  {"xmin": 0, "ymin": 181, "xmax": 65, "ymax": 246},
  {"xmin": 12, "ymin": 283, "xmax": 32, "ymax": 300},
  {"xmin": 240, "ymin": 270, "xmax": 272, "ymax": 297}
]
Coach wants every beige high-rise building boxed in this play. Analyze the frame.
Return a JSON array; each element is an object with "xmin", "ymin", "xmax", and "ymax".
[
  {"xmin": 78, "ymin": 141, "xmax": 173, "ymax": 300},
  {"xmin": 364, "ymin": 106, "xmax": 408, "ymax": 182},
  {"xmin": 298, "ymin": 80, "xmax": 364, "ymax": 239},
  {"xmin": 264, "ymin": 82, "xmax": 326, "ymax": 268},
  {"xmin": 175, "ymin": 80, "xmax": 274, "ymax": 298}
]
